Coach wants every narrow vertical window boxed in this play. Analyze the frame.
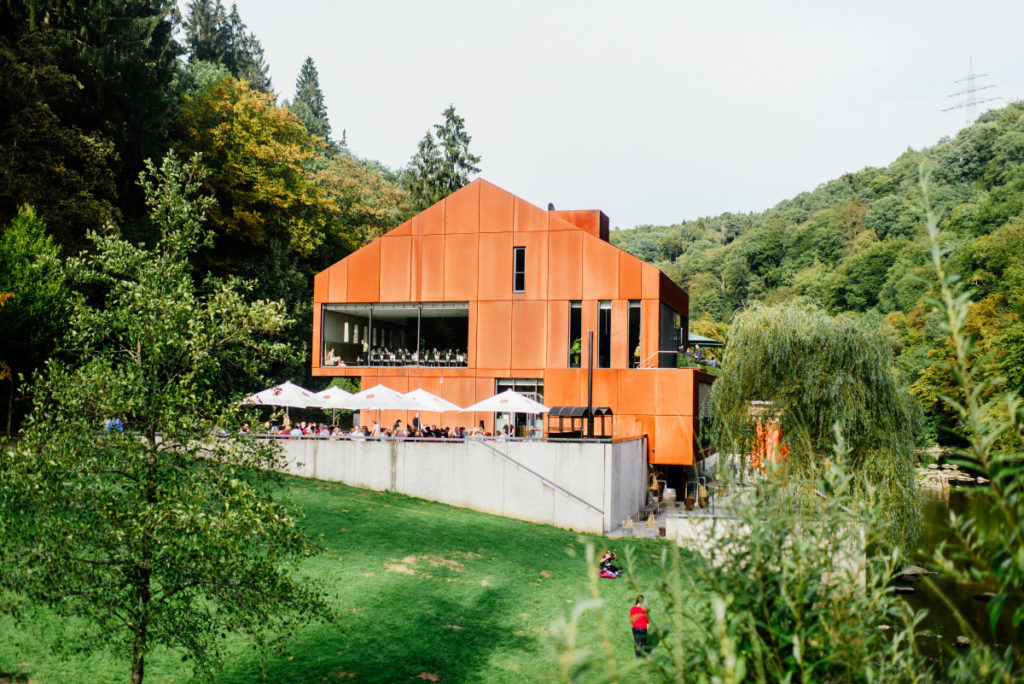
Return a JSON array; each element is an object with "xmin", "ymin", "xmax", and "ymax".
[
  {"xmin": 513, "ymin": 246, "xmax": 526, "ymax": 292},
  {"xmin": 343, "ymin": 321, "xmax": 350, "ymax": 343},
  {"xmin": 598, "ymin": 300, "xmax": 611, "ymax": 368},
  {"xmin": 628, "ymin": 300, "xmax": 641, "ymax": 367},
  {"xmin": 568, "ymin": 301, "xmax": 582, "ymax": 368}
]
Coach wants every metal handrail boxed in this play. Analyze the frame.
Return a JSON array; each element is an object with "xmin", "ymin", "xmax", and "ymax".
[
  {"xmin": 637, "ymin": 350, "xmax": 680, "ymax": 369},
  {"xmin": 472, "ymin": 439, "xmax": 604, "ymax": 515}
]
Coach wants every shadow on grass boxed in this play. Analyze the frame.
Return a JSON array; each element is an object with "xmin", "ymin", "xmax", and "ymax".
[
  {"xmin": 211, "ymin": 579, "xmax": 531, "ymax": 683},
  {"xmin": 208, "ymin": 478, "xmax": 681, "ymax": 683}
]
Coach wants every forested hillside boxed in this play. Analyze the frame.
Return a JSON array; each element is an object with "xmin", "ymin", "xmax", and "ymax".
[
  {"xmin": 0, "ymin": 0, "xmax": 481, "ymax": 430},
  {"xmin": 613, "ymin": 103, "xmax": 1024, "ymax": 443}
]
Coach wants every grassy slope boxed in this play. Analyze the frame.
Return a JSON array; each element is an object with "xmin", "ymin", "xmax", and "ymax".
[{"xmin": 0, "ymin": 475, "xmax": 692, "ymax": 683}]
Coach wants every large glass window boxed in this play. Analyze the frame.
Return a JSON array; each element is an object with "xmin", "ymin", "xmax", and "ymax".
[
  {"xmin": 494, "ymin": 378, "xmax": 544, "ymax": 438},
  {"xmin": 513, "ymin": 246, "xmax": 526, "ymax": 292},
  {"xmin": 628, "ymin": 300, "xmax": 641, "ymax": 367},
  {"xmin": 659, "ymin": 303, "xmax": 682, "ymax": 369},
  {"xmin": 598, "ymin": 300, "xmax": 611, "ymax": 368},
  {"xmin": 321, "ymin": 302, "xmax": 469, "ymax": 367},
  {"xmin": 568, "ymin": 301, "xmax": 581, "ymax": 368}
]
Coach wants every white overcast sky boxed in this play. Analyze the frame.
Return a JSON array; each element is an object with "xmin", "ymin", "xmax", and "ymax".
[{"xmin": 222, "ymin": 0, "xmax": 1023, "ymax": 230}]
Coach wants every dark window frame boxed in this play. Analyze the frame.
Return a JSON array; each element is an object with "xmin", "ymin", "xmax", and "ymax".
[
  {"xmin": 598, "ymin": 300, "xmax": 612, "ymax": 369},
  {"xmin": 568, "ymin": 300, "xmax": 582, "ymax": 368},
  {"xmin": 628, "ymin": 300, "xmax": 641, "ymax": 367},
  {"xmin": 512, "ymin": 246, "xmax": 526, "ymax": 292}
]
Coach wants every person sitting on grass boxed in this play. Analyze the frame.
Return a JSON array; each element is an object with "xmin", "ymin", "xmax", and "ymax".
[{"xmin": 600, "ymin": 549, "xmax": 621, "ymax": 577}]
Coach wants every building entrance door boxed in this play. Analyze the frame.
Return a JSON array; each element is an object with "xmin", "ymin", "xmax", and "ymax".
[{"xmin": 494, "ymin": 378, "xmax": 544, "ymax": 438}]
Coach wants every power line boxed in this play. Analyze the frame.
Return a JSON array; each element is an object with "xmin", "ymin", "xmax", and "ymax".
[{"xmin": 943, "ymin": 58, "xmax": 1001, "ymax": 127}]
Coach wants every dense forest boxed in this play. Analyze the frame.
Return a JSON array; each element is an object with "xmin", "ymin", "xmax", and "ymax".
[
  {"xmin": 612, "ymin": 102, "xmax": 1024, "ymax": 443},
  {"xmin": 0, "ymin": 0, "xmax": 479, "ymax": 430}
]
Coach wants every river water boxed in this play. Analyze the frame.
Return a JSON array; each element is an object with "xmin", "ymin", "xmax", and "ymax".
[{"xmin": 901, "ymin": 487, "xmax": 1020, "ymax": 663}]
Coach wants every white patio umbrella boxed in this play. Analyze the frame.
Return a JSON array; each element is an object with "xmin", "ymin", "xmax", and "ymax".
[
  {"xmin": 241, "ymin": 381, "xmax": 314, "ymax": 408},
  {"xmin": 308, "ymin": 387, "xmax": 359, "ymax": 426},
  {"xmin": 350, "ymin": 384, "xmax": 425, "ymax": 432},
  {"xmin": 240, "ymin": 381, "xmax": 314, "ymax": 424},
  {"xmin": 461, "ymin": 389, "xmax": 550, "ymax": 414},
  {"xmin": 350, "ymin": 384, "xmax": 421, "ymax": 410},
  {"xmin": 403, "ymin": 388, "xmax": 463, "ymax": 413},
  {"xmin": 308, "ymin": 387, "xmax": 359, "ymax": 410}
]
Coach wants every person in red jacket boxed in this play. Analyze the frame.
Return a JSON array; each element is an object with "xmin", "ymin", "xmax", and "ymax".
[{"xmin": 629, "ymin": 594, "xmax": 649, "ymax": 657}]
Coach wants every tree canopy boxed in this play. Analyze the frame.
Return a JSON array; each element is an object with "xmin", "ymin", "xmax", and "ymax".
[
  {"xmin": 0, "ymin": 0, "xmax": 180, "ymax": 248},
  {"xmin": 174, "ymin": 75, "xmax": 331, "ymax": 260}
]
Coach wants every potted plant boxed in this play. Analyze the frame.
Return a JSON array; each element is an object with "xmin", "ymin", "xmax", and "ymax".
[
  {"xmin": 698, "ymin": 483, "xmax": 709, "ymax": 508},
  {"xmin": 569, "ymin": 337, "xmax": 581, "ymax": 367}
]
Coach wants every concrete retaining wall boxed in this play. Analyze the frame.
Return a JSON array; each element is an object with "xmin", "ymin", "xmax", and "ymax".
[{"xmin": 277, "ymin": 437, "xmax": 647, "ymax": 534}]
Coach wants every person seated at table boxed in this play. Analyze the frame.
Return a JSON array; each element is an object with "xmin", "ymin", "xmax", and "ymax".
[{"xmin": 326, "ymin": 347, "xmax": 340, "ymax": 365}]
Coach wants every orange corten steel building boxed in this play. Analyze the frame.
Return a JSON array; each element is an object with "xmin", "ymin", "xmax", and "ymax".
[{"xmin": 312, "ymin": 179, "xmax": 714, "ymax": 466}]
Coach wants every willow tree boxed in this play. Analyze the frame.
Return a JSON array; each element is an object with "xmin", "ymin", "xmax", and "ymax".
[{"xmin": 709, "ymin": 302, "xmax": 921, "ymax": 541}]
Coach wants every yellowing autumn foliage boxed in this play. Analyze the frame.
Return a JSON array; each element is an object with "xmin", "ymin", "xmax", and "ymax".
[{"xmin": 175, "ymin": 77, "xmax": 334, "ymax": 258}]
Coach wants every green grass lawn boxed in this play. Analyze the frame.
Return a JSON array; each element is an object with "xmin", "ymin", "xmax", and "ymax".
[{"xmin": 1, "ymin": 475, "xmax": 695, "ymax": 683}]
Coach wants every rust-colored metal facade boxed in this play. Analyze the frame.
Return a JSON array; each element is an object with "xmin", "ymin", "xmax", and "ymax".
[{"xmin": 312, "ymin": 179, "xmax": 713, "ymax": 465}]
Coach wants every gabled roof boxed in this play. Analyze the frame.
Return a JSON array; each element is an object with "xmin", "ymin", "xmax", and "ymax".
[
  {"xmin": 315, "ymin": 178, "xmax": 688, "ymax": 313},
  {"xmin": 379, "ymin": 179, "xmax": 609, "ymax": 241}
]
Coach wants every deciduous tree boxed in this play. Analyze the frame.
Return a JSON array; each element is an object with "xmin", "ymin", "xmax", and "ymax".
[
  {"xmin": 0, "ymin": 205, "xmax": 70, "ymax": 433},
  {"xmin": 174, "ymin": 76, "xmax": 329, "ymax": 261},
  {"xmin": 0, "ymin": 154, "xmax": 329, "ymax": 684}
]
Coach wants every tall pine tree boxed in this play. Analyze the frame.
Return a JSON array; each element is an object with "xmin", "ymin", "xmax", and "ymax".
[
  {"xmin": 405, "ymin": 104, "xmax": 480, "ymax": 211},
  {"xmin": 183, "ymin": 0, "xmax": 272, "ymax": 94},
  {"xmin": 406, "ymin": 129, "xmax": 443, "ymax": 209},
  {"xmin": 290, "ymin": 57, "xmax": 331, "ymax": 142},
  {"xmin": 183, "ymin": 0, "xmax": 227, "ymax": 64},
  {"xmin": 434, "ymin": 104, "xmax": 481, "ymax": 193},
  {"xmin": 225, "ymin": 3, "xmax": 272, "ymax": 94},
  {"xmin": 0, "ymin": 0, "xmax": 180, "ymax": 249}
]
